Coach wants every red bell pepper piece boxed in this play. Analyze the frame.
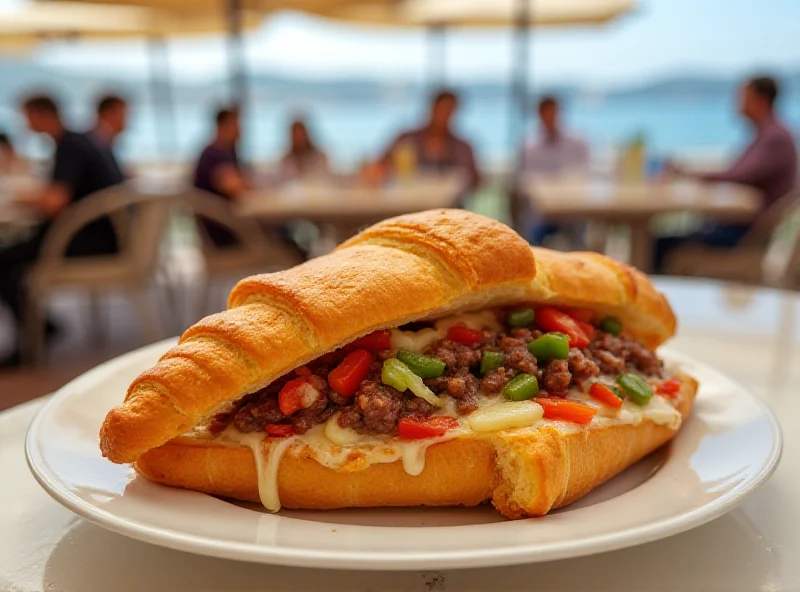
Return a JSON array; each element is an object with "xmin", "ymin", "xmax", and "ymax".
[
  {"xmin": 447, "ymin": 324, "xmax": 484, "ymax": 346},
  {"xmin": 536, "ymin": 307, "xmax": 590, "ymax": 348},
  {"xmin": 563, "ymin": 307, "xmax": 595, "ymax": 323},
  {"xmin": 294, "ymin": 366, "xmax": 312, "ymax": 377},
  {"xmin": 652, "ymin": 378, "xmax": 682, "ymax": 398},
  {"xmin": 328, "ymin": 349, "xmax": 374, "ymax": 398},
  {"xmin": 265, "ymin": 424, "xmax": 295, "ymax": 438},
  {"xmin": 349, "ymin": 329, "xmax": 392, "ymax": 351},
  {"xmin": 397, "ymin": 416, "xmax": 460, "ymax": 440},
  {"xmin": 588, "ymin": 383, "xmax": 623, "ymax": 409},
  {"xmin": 278, "ymin": 376, "xmax": 322, "ymax": 416},
  {"xmin": 577, "ymin": 321, "xmax": 596, "ymax": 341},
  {"xmin": 537, "ymin": 397, "xmax": 597, "ymax": 425}
]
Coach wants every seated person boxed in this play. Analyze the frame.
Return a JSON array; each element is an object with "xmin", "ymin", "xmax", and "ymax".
[
  {"xmin": 518, "ymin": 95, "xmax": 589, "ymax": 176},
  {"xmin": 89, "ymin": 94, "xmax": 128, "ymax": 180},
  {"xmin": 192, "ymin": 108, "xmax": 305, "ymax": 258},
  {"xmin": 654, "ymin": 75, "xmax": 798, "ymax": 272},
  {"xmin": 278, "ymin": 118, "xmax": 330, "ymax": 182},
  {"xmin": 371, "ymin": 89, "xmax": 481, "ymax": 194},
  {"xmin": 192, "ymin": 108, "xmax": 251, "ymax": 248},
  {"xmin": 0, "ymin": 95, "xmax": 124, "ymax": 367},
  {"xmin": 516, "ymin": 95, "xmax": 590, "ymax": 246}
]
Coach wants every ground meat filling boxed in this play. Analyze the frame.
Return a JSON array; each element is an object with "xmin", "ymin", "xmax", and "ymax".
[
  {"xmin": 209, "ymin": 317, "xmax": 665, "ymax": 437},
  {"xmin": 588, "ymin": 333, "xmax": 663, "ymax": 378}
]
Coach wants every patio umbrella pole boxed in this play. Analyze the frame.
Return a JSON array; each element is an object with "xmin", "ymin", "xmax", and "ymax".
[
  {"xmin": 148, "ymin": 35, "xmax": 176, "ymax": 157},
  {"xmin": 427, "ymin": 23, "xmax": 446, "ymax": 91},
  {"xmin": 226, "ymin": 0, "xmax": 247, "ymax": 107},
  {"xmin": 509, "ymin": 0, "xmax": 531, "ymax": 158}
]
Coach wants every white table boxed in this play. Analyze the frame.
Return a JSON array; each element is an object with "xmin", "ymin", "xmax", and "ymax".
[
  {"xmin": 525, "ymin": 178, "xmax": 761, "ymax": 271},
  {"xmin": 236, "ymin": 176, "xmax": 464, "ymax": 243},
  {"xmin": 2, "ymin": 278, "xmax": 799, "ymax": 591},
  {"xmin": 0, "ymin": 203, "xmax": 36, "ymax": 228},
  {"xmin": 0, "ymin": 174, "xmax": 42, "ymax": 229}
]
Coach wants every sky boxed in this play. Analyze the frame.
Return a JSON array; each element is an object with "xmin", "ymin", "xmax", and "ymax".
[{"xmin": 1, "ymin": 0, "xmax": 800, "ymax": 87}]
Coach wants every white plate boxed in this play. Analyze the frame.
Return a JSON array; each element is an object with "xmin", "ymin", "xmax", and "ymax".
[{"xmin": 26, "ymin": 339, "xmax": 782, "ymax": 571}]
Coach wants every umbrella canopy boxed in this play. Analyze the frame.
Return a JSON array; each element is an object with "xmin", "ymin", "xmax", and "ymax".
[
  {"xmin": 0, "ymin": 3, "xmax": 151, "ymax": 40},
  {"xmin": 34, "ymin": 0, "xmax": 395, "ymax": 13},
  {"xmin": 0, "ymin": 38, "xmax": 36, "ymax": 54},
  {"xmin": 0, "ymin": 2, "xmax": 263, "ymax": 42},
  {"xmin": 36, "ymin": 0, "xmax": 266, "ymax": 11},
  {"xmin": 308, "ymin": 0, "xmax": 636, "ymax": 27}
]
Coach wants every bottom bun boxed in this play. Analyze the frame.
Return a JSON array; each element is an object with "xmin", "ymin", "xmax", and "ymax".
[{"xmin": 135, "ymin": 374, "xmax": 697, "ymax": 518}]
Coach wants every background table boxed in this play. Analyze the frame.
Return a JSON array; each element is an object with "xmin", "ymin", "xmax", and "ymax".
[
  {"xmin": 237, "ymin": 175, "xmax": 463, "ymax": 242},
  {"xmin": 0, "ymin": 202, "xmax": 36, "ymax": 227},
  {"xmin": 525, "ymin": 178, "xmax": 760, "ymax": 271},
  {"xmin": 0, "ymin": 173, "xmax": 42, "ymax": 228},
  {"xmin": 2, "ymin": 278, "xmax": 798, "ymax": 591}
]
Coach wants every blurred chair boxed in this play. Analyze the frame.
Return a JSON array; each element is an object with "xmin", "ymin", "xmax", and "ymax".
[
  {"xmin": 23, "ymin": 186, "xmax": 173, "ymax": 363},
  {"xmin": 663, "ymin": 189, "xmax": 800, "ymax": 288},
  {"xmin": 178, "ymin": 189, "xmax": 305, "ymax": 321}
]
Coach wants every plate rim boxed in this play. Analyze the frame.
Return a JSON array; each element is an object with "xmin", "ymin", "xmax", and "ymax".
[{"xmin": 25, "ymin": 341, "xmax": 784, "ymax": 570}]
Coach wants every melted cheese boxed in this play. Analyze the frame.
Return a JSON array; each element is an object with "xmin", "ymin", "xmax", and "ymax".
[
  {"xmin": 567, "ymin": 387, "xmax": 682, "ymax": 430},
  {"xmin": 222, "ymin": 429, "xmax": 295, "ymax": 512},
  {"xmin": 389, "ymin": 310, "xmax": 502, "ymax": 352},
  {"xmin": 294, "ymin": 422, "xmax": 464, "ymax": 476}
]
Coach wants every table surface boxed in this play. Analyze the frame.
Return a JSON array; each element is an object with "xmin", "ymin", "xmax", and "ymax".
[
  {"xmin": 0, "ymin": 174, "xmax": 42, "ymax": 227},
  {"xmin": 0, "ymin": 203, "xmax": 36, "ymax": 227},
  {"xmin": 236, "ymin": 175, "xmax": 463, "ymax": 222},
  {"xmin": 2, "ymin": 277, "xmax": 799, "ymax": 591},
  {"xmin": 526, "ymin": 177, "xmax": 761, "ymax": 221}
]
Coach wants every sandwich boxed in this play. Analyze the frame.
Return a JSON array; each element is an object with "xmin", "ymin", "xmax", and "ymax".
[{"xmin": 100, "ymin": 209, "xmax": 696, "ymax": 519}]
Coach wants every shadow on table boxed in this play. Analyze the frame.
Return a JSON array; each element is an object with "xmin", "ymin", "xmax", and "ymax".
[{"xmin": 42, "ymin": 504, "xmax": 780, "ymax": 592}]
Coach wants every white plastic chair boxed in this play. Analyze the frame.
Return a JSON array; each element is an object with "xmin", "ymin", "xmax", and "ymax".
[
  {"xmin": 664, "ymin": 189, "xmax": 800, "ymax": 288},
  {"xmin": 177, "ymin": 189, "xmax": 305, "ymax": 321},
  {"xmin": 23, "ymin": 186, "xmax": 174, "ymax": 363}
]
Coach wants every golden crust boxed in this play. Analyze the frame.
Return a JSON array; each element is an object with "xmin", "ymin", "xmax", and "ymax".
[
  {"xmin": 134, "ymin": 375, "xmax": 696, "ymax": 518},
  {"xmin": 101, "ymin": 209, "xmax": 677, "ymax": 465},
  {"xmin": 527, "ymin": 248, "xmax": 675, "ymax": 350},
  {"xmin": 135, "ymin": 437, "xmax": 498, "ymax": 510}
]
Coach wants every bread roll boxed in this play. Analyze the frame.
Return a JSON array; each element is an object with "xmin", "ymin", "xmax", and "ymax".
[{"xmin": 100, "ymin": 208, "xmax": 692, "ymax": 518}]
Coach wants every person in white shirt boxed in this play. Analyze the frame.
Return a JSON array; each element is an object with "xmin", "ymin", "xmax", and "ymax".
[
  {"xmin": 278, "ymin": 117, "xmax": 330, "ymax": 183},
  {"xmin": 519, "ymin": 95, "xmax": 589, "ymax": 176},
  {"xmin": 516, "ymin": 95, "xmax": 590, "ymax": 245}
]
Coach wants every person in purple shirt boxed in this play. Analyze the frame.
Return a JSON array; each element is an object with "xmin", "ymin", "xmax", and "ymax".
[
  {"xmin": 654, "ymin": 75, "xmax": 798, "ymax": 272},
  {"xmin": 192, "ymin": 108, "xmax": 251, "ymax": 247},
  {"xmin": 192, "ymin": 108, "xmax": 306, "ymax": 259}
]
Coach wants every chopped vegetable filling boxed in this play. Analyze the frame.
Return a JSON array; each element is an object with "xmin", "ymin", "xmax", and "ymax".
[{"xmin": 210, "ymin": 307, "xmax": 669, "ymax": 437}]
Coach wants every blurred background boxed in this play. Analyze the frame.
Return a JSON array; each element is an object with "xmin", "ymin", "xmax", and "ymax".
[
  {"xmin": 0, "ymin": 0, "xmax": 798, "ymax": 405},
  {"xmin": 2, "ymin": 0, "xmax": 799, "ymax": 168}
]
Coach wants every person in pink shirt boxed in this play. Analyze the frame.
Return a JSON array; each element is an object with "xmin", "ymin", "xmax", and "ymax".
[{"xmin": 654, "ymin": 75, "xmax": 798, "ymax": 272}]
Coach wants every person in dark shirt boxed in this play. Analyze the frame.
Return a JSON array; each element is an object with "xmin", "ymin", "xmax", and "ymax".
[
  {"xmin": 654, "ymin": 75, "xmax": 798, "ymax": 272},
  {"xmin": 0, "ymin": 95, "xmax": 124, "ymax": 367},
  {"xmin": 192, "ymin": 108, "xmax": 251, "ymax": 247},
  {"xmin": 90, "ymin": 94, "xmax": 128, "ymax": 180}
]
